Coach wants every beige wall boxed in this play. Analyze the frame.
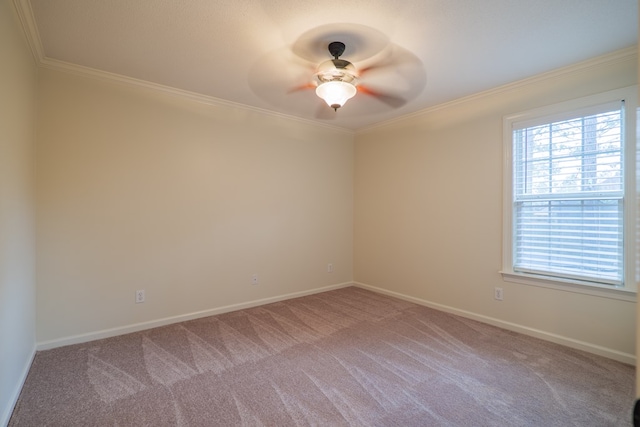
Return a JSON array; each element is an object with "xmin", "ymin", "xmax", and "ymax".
[
  {"xmin": 0, "ymin": 0, "xmax": 38, "ymax": 424},
  {"xmin": 36, "ymin": 68, "xmax": 354, "ymax": 345},
  {"xmin": 355, "ymin": 50, "xmax": 638, "ymax": 363}
]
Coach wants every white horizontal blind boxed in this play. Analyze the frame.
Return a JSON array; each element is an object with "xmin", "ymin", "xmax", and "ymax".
[{"xmin": 512, "ymin": 103, "xmax": 624, "ymax": 285}]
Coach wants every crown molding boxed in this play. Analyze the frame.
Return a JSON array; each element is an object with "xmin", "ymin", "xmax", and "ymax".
[
  {"xmin": 38, "ymin": 57, "xmax": 354, "ymax": 134},
  {"xmin": 12, "ymin": 0, "xmax": 44, "ymax": 63},
  {"xmin": 357, "ymin": 46, "xmax": 638, "ymax": 134}
]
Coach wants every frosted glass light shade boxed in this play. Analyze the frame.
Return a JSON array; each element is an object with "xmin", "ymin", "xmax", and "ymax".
[{"xmin": 315, "ymin": 81, "xmax": 357, "ymax": 110}]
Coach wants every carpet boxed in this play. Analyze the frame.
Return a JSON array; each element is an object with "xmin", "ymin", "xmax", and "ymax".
[{"xmin": 9, "ymin": 286, "xmax": 634, "ymax": 426}]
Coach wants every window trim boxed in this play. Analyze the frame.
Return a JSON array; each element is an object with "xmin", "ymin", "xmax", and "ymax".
[{"xmin": 501, "ymin": 86, "xmax": 637, "ymax": 301}]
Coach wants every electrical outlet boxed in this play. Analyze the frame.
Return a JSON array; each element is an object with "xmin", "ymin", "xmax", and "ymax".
[
  {"xmin": 494, "ymin": 287, "xmax": 503, "ymax": 301},
  {"xmin": 135, "ymin": 290, "xmax": 145, "ymax": 304},
  {"xmin": 327, "ymin": 263, "xmax": 333, "ymax": 273},
  {"xmin": 251, "ymin": 274, "xmax": 259, "ymax": 285}
]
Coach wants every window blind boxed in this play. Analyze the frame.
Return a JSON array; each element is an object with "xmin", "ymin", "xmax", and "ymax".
[{"xmin": 512, "ymin": 104, "xmax": 624, "ymax": 285}]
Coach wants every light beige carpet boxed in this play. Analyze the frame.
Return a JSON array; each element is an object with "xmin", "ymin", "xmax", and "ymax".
[{"xmin": 10, "ymin": 287, "xmax": 634, "ymax": 426}]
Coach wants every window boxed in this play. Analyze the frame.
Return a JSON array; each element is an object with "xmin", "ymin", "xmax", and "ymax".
[{"xmin": 502, "ymin": 87, "xmax": 636, "ymax": 298}]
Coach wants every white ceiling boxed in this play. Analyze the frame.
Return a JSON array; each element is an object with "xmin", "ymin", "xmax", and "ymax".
[{"xmin": 15, "ymin": 0, "xmax": 638, "ymax": 131}]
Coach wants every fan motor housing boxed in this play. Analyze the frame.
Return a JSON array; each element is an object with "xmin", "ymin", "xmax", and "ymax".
[{"xmin": 316, "ymin": 59, "xmax": 357, "ymax": 85}]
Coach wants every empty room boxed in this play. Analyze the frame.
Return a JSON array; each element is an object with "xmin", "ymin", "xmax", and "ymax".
[{"xmin": 1, "ymin": 0, "xmax": 638, "ymax": 425}]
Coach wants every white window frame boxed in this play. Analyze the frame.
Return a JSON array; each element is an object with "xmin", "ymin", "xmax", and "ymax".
[{"xmin": 501, "ymin": 86, "xmax": 637, "ymax": 301}]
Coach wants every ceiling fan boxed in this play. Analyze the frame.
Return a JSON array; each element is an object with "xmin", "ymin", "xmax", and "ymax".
[
  {"xmin": 247, "ymin": 26, "xmax": 425, "ymax": 119},
  {"xmin": 314, "ymin": 41, "xmax": 358, "ymax": 111},
  {"xmin": 304, "ymin": 41, "xmax": 409, "ymax": 113}
]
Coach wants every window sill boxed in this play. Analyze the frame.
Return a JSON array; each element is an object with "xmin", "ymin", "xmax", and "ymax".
[{"xmin": 500, "ymin": 271, "xmax": 636, "ymax": 302}]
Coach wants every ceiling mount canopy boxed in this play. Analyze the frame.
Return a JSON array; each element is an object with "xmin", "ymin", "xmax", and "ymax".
[
  {"xmin": 315, "ymin": 41, "xmax": 358, "ymax": 111},
  {"xmin": 327, "ymin": 41, "xmax": 346, "ymax": 59}
]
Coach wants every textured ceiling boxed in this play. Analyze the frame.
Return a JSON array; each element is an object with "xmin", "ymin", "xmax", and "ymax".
[{"xmin": 15, "ymin": 0, "xmax": 638, "ymax": 131}]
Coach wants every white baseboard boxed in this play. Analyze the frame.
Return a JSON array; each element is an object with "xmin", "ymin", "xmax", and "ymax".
[
  {"xmin": 1, "ymin": 345, "xmax": 36, "ymax": 427},
  {"xmin": 354, "ymin": 282, "xmax": 636, "ymax": 366},
  {"xmin": 35, "ymin": 280, "xmax": 635, "ymax": 365},
  {"xmin": 36, "ymin": 282, "xmax": 353, "ymax": 351}
]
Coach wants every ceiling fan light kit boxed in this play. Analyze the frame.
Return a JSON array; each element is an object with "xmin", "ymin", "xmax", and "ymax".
[
  {"xmin": 314, "ymin": 41, "xmax": 358, "ymax": 111},
  {"xmin": 316, "ymin": 80, "xmax": 357, "ymax": 111}
]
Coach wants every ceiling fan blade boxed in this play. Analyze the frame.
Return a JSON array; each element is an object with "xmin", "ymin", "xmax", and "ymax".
[
  {"xmin": 358, "ymin": 61, "xmax": 396, "ymax": 77},
  {"xmin": 357, "ymin": 45, "xmax": 413, "ymax": 77},
  {"xmin": 247, "ymin": 45, "xmax": 321, "ymax": 112},
  {"xmin": 291, "ymin": 24, "xmax": 390, "ymax": 63},
  {"xmin": 287, "ymin": 82, "xmax": 316, "ymax": 94},
  {"xmin": 358, "ymin": 85, "xmax": 406, "ymax": 108}
]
